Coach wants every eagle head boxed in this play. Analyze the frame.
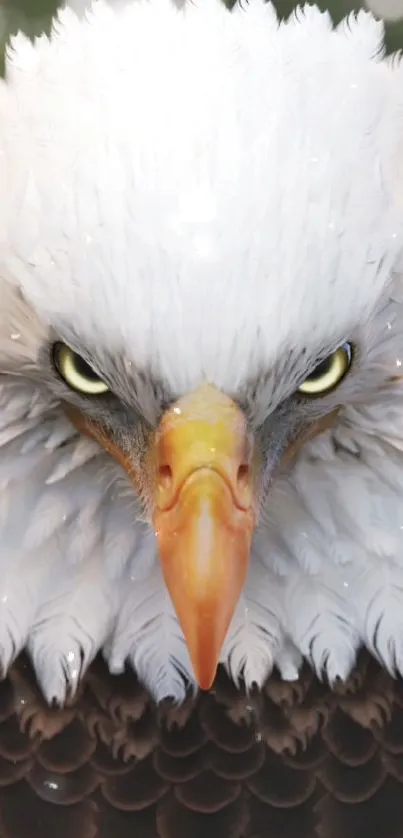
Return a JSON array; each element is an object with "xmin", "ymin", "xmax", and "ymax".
[{"xmin": 0, "ymin": 0, "xmax": 402, "ymax": 702}]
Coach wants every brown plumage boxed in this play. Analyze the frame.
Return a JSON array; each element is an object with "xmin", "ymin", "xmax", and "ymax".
[{"xmin": 0, "ymin": 653, "xmax": 400, "ymax": 837}]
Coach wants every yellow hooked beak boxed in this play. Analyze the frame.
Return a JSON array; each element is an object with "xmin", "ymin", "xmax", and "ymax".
[
  {"xmin": 65, "ymin": 382, "xmax": 259, "ymax": 690},
  {"xmin": 152, "ymin": 383, "xmax": 258, "ymax": 689}
]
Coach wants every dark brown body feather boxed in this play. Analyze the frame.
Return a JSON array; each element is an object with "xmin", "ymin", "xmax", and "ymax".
[{"xmin": 0, "ymin": 652, "xmax": 401, "ymax": 837}]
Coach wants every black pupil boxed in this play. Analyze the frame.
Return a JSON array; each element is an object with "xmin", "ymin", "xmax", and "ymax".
[
  {"xmin": 305, "ymin": 356, "xmax": 333, "ymax": 382},
  {"xmin": 73, "ymin": 353, "xmax": 99, "ymax": 381}
]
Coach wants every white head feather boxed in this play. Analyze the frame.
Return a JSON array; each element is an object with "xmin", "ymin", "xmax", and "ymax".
[{"xmin": 0, "ymin": 0, "xmax": 402, "ymax": 702}]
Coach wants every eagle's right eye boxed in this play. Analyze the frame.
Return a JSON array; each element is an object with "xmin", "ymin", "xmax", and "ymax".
[
  {"xmin": 297, "ymin": 342, "xmax": 353, "ymax": 397},
  {"xmin": 52, "ymin": 342, "xmax": 109, "ymax": 396}
]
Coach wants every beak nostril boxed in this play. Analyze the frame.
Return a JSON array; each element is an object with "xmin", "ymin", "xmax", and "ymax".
[
  {"xmin": 237, "ymin": 464, "xmax": 250, "ymax": 490},
  {"xmin": 158, "ymin": 464, "xmax": 173, "ymax": 489}
]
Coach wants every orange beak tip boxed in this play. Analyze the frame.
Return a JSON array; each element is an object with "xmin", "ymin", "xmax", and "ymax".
[
  {"xmin": 156, "ymin": 484, "xmax": 253, "ymax": 690},
  {"xmin": 197, "ymin": 670, "xmax": 217, "ymax": 691}
]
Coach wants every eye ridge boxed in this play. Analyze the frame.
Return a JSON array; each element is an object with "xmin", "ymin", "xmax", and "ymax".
[
  {"xmin": 52, "ymin": 342, "xmax": 109, "ymax": 396},
  {"xmin": 297, "ymin": 342, "xmax": 353, "ymax": 397}
]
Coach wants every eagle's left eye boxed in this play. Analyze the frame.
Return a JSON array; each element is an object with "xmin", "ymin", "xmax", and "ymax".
[
  {"xmin": 52, "ymin": 342, "xmax": 109, "ymax": 396},
  {"xmin": 297, "ymin": 342, "xmax": 353, "ymax": 397}
]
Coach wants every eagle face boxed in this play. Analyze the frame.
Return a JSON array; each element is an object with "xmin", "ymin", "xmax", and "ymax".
[{"xmin": 0, "ymin": 0, "xmax": 403, "ymax": 703}]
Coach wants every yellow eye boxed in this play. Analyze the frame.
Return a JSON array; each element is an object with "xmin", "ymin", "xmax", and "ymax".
[
  {"xmin": 53, "ymin": 343, "xmax": 109, "ymax": 396},
  {"xmin": 297, "ymin": 342, "xmax": 353, "ymax": 397}
]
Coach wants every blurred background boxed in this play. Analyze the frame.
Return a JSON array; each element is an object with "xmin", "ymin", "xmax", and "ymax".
[{"xmin": 0, "ymin": 0, "xmax": 402, "ymax": 76}]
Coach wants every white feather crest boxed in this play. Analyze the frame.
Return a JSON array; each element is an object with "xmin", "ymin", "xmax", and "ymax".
[{"xmin": 0, "ymin": 0, "xmax": 402, "ymax": 397}]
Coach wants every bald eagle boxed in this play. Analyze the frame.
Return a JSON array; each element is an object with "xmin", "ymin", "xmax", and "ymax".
[{"xmin": 0, "ymin": 0, "xmax": 402, "ymax": 721}]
